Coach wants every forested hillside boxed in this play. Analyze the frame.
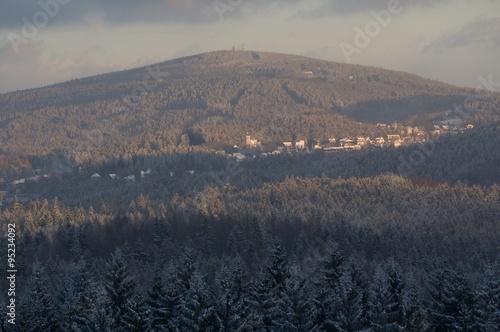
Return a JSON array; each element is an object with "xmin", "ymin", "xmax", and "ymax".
[
  {"xmin": 0, "ymin": 175, "xmax": 499, "ymax": 330},
  {"xmin": 14, "ymin": 125, "xmax": 500, "ymax": 208},
  {"xmin": 1, "ymin": 50, "xmax": 499, "ymax": 331},
  {"xmin": 0, "ymin": 50, "xmax": 499, "ymax": 165}
]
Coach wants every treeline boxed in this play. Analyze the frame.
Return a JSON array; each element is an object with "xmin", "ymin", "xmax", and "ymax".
[{"xmin": 0, "ymin": 174, "xmax": 499, "ymax": 330}]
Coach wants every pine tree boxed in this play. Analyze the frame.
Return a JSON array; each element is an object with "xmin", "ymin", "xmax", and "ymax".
[
  {"xmin": 428, "ymin": 262, "xmax": 474, "ymax": 332},
  {"xmin": 367, "ymin": 259, "xmax": 405, "ymax": 332},
  {"xmin": 254, "ymin": 271, "xmax": 296, "ymax": 331},
  {"xmin": 123, "ymin": 295, "xmax": 150, "ymax": 332},
  {"xmin": 286, "ymin": 263, "xmax": 311, "ymax": 331},
  {"xmin": 402, "ymin": 273, "xmax": 428, "ymax": 331},
  {"xmin": 105, "ymin": 249, "xmax": 136, "ymax": 330},
  {"xmin": 472, "ymin": 263, "xmax": 500, "ymax": 331},
  {"xmin": 20, "ymin": 260, "xmax": 62, "ymax": 331},
  {"xmin": 64, "ymin": 259, "xmax": 97, "ymax": 331},
  {"xmin": 175, "ymin": 272, "xmax": 221, "ymax": 331},
  {"xmin": 307, "ymin": 240, "xmax": 345, "ymax": 330},
  {"xmin": 148, "ymin": 268, "xmax": 167, "ymax": 331},
  {"xmin": 330, "ymin": 267, "xmax": 367, "ymax": 331},
  {"xmin": 255, "ymin": 241, "xmax": 296, "ymax": 331},
  {"xmin": 217, "ymin": 255, "xmax": 249, "ymax": 330},
  {"xmin": 268, "ymin": 241, "xmax": 291, "ymax": 292}
]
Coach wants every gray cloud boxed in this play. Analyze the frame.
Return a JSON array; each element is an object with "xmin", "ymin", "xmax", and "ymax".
[
  {"xmin": 295, "ymin": 0, "xmax": 449, "ymax": 19},
  {"xmin": 0, "ymin": 0, "xmax": 304, "ymax": 31},
  {"xmin": 0, "ymin": 0, "xmax": 211, "ymax": 29},
  {"xmin": 424, "ymin": 17, "xmax": 500, "ymax": 53}
]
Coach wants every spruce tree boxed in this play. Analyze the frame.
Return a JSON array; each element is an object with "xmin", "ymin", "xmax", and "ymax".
[
  {"xmin": 472, "ymin": 263, "xmax": 500, "ymax": 331},
  {"xmin": 20, "ymin": 260, "xmax": 62, "ymax": 332},
  {"xmin": 428, "ymin": 262, "xmax": 474, "ymax": 331},
  {"xmin": 105, "ymin": 249, "xmax": 136, "ymax": 330}
]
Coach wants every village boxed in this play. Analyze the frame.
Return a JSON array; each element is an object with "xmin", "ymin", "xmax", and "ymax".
[
  {"xmin": 0, "ymin": 119, "xmax": 474, "ymax": 207},
  {"xmin": 227, "ymin": 121, "xmax": 475, "ymax": 161}
]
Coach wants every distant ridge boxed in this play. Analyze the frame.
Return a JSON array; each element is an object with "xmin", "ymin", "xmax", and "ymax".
[{"xmin": 0, "ymin": 50, "xmax": 498, "ymax": 162}]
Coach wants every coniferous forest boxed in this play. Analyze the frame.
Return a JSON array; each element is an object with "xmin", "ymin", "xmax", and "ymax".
[{"xmin": 0, "ymin": 51, "xmax": 499, "ymax": 331}]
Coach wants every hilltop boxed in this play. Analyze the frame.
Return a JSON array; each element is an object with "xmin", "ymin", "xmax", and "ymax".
[{"xmin": 0, "ymin": 50, "xmax": 498, "ymax": 164}]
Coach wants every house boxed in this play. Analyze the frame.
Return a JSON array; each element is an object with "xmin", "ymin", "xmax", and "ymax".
[
  {"xmin": 356, "ymin": 136, "xmax": 370, "ymax": 146},
  {"xmin": 232, "ymin": 153, "xmax": 246, "ymax": 161},
  {"xmin": 109, "ymin": 174, "xmax": 118, "ymax": 180},
  {"xmin": 340, "ymin": 138, "xmax": 355, "ymax": 147},
  {"xmin": 295, "ymin": 140, "xmax": 306, "ymax": 150},
  {"xmin": 313, "ymin": 143, "xmax": 322, "ymax": 150},
  {"xmin": 13, "ymin": 179, "xmax": 26, "ymax": 185},
  {"xmin": 283, "ymin": 142, "xmax": 293, "ymax": 148},
  {"xmin": 91, "ymin": 173, "xmax": 101, "ymax": 180},
  {"xmin": 394, "ymin": 140, "xmax": 402, "ymax": 148},
  {"xmin": 406, "ymin": 126, "xmax": 414, "ymax": 135},
  {"xmin": 386, "ymin": 134, "xmax": 401, "ymax": 141},
  {"xmin": 376, "ymin": 123, "xmax": 387, "ymax": 127},
  {"xmin": 328, "ymin": 137, "xmax": 336, "ymax": 143},
  {"xmin": 186, "ymin": 170, "xmax": 195, "ymax": 175},
  {"xmin": 125, "ymin": 175, "xmax": 135, "ymax": 182},
  {"xmin": 324, "ymin": 147, "xmax": 344, "ymax": 152},
  {"xmin": 246, "ymin": 134, "xmax": 261, "ymax": 148},
  {"xmin": 467, "ymin": 124, "xmax": 474, "ymax": 129},
  {"xmin": 140, "ymin": 169, "xmax": 152, "ymax": 178},
  {"xmin": 431, "ymin": 130, "xmax": 442, "ymax": 136},
  {"xmin": 375, "ymin": 137, "xmax": 385, "ymax": 145},
  {"xmin": 27, "ymin": 176, "xmax": 40, "ymax": 183}
]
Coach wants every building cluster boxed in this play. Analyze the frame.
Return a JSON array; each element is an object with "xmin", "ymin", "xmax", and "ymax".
[
  {"xmin": 431, "ymin": 122, "xmax": 474, "ymax": 136},
  {"xmin": 9, "ymin": 169, "xmax": 50, "ymax": 187},
  {"xmin": 90, "ymin": 169, "xmax": 153, "ymax": 182},
  {"xmin": 238, "ymin": 122, "xmax": 476, "ymax": 157},
  {"xmin": 245, "ymin": 134, "xmax": 261, "ymax": 148}
]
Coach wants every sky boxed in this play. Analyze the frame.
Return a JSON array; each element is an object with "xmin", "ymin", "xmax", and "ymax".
[{"xmin": 0, "ymin": 0, "xmax": 499, "ymax": 94}]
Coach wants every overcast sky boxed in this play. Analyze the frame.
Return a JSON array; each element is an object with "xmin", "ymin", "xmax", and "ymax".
[{"xmin": 0, "ymin": 0, "xmax": 499, "ymax": 93}]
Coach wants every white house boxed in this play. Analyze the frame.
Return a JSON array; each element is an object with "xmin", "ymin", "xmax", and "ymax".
[
  {"xmin": 140, "ymin": 169, "xmax": 152, "ymax": 178},
  {"xmin": 91, "ymin": 173, "xmax": 101, "ymax": 180},
  {"xmin": 295, "ymin": 140, "xmax": 306, "ymax": 150}
]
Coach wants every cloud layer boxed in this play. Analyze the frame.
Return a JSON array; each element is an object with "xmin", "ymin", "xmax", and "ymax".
[
  {"xmin": 0, "ymin": 0, "xmax": 499, "ymax": 93},
  {"xmin": 424, "ymin": 16, "xmax": 500, "ymax": 53}
]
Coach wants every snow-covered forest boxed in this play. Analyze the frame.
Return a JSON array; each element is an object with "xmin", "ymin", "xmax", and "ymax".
[{"xmin": 1, "ymin": 175, "xmax": 499, "ymax": 331}]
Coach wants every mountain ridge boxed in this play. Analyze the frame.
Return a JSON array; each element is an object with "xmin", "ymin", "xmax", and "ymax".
[{"xmin": 0, "ymin": 50, "xmax": 498, "ymax": 163}]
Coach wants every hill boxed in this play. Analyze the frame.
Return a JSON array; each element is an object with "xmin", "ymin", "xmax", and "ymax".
[{"xmin": 0, "ymin": 50, "xmax": 499, "ymax": 164}]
